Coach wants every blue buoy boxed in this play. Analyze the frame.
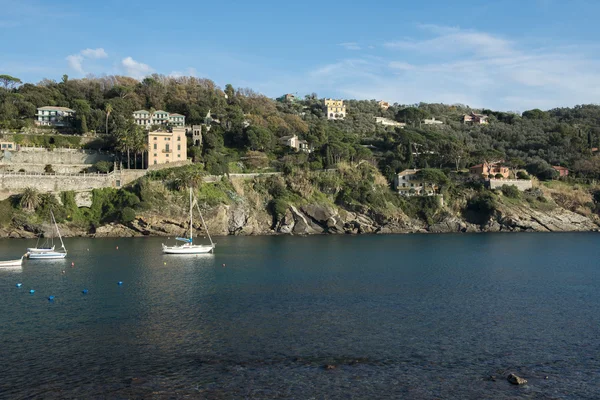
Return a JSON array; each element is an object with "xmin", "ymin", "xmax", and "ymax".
[
  {"xmin": 118, "ymin": 281, "xmax": 123, "ymax": 285},
  {"xmin": 82, "ymin": 289, "xmax": 88, "ymax": 294},
  {"xmin": 48, "ymin": 295, "xmax": 54, "ymax": 301},
  {"xmin": 29, "ymin": 289, "xmax": 35, "ymax": 294},
  {"xmin": 16, "ymin": 283, "xmax": 22, "ymax": 288}
]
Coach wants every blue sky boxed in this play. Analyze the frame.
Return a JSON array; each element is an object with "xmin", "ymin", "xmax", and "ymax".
[{"xmin": 2, "ymin": 0, "xmax": 600, "ymax": 111}]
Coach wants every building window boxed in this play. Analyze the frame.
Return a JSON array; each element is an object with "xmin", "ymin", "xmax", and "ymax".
[
  {"xmin": 178, "ymin": 154, "xmax": 180, "ymax": 158},
  {"xmin": 177, "ymin": 136, "xmax": 181, "ymax": 141},
  {"xmin": 154, "ymin": 160, "xmax": 157, "ymax": 165},
  {"xmin": 177, "ymin": 145, "xmax": 180, "ymax": 151},
  {"xmin": 154, "ymin": 137, "xmax": 157, "ymax": 140},
  {"xmin": 154, "ymin": 153, "xmax": 157, "ymax": 157},
  {"xmin": 166, "ymin": 144, "xmax": 170, "ymax": 152},
  {"xmin": 116, "ymin": 180, "xmax": 121, "ymax": 187},
  {"xmin": 153, "ymin": 143, "xmax": 157, "ymax": 150}
]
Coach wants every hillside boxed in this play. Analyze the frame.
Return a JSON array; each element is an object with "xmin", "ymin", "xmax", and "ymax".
[{"xmin": 1, "ymin": 164, "xmax": 598, "ymax": 239}]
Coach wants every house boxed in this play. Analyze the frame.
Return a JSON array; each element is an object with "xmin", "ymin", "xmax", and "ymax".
[
  {"xmin": 133, "ymin": 110, "xmax": 186, "ymax": 128},
  {"xmin": 35, "ymin": 106, "xmax": 75, "ymax": 127},
  {"xmin": 324, "ymin": 99, "xmax": 346, "ymax": 120},
  {"xmin": 423, "ymin": 117, "xmax": 443, "ymax": 125},
  {"xmin": 190, "ymin": 125, "xmax": 202, "ymax": 146},
  {"xmin": 375, "ymin": 117, "xmax": 406, "ymax": 128},
  {"xmin": 552, "ymin": 166, "xmax": 569, "ymax": 177},
  {"xmin": 0, "ymin": 141, "xmax": 16, "ymax": 151},
  {"xmin": 463, "ymin": 113, "xmax": 489, "ymax": 124},
  {"xmin": 470, "ymin": 162, "xmax": 510, "ymax": 179},
  {"xmin": 280, "ymin": 135, "xmax": 312, "ymax": 153},
  {"xmin": 147, "ymin": 127, "xmax": 187, "ymax": 166},
  {"xmin": 378, "ymin": 100, "xmax": 390, "ymax": 110},
  {"xmin": 394, "ymin": 169, "xmax": 438, "ymax": 197}
]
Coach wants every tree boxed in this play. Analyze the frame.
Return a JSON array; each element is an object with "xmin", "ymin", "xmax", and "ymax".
[
  {"xmin": 246, "ymin": 126, "xmax": 273, "ymax": 151},
  {"xmin": 19, "ymin": 188, "xmax": 40, "ymax": 212},
  {"xmin": 104, "ymin": 103, "xmax": 113, "ymax": 135},
  {"xmin": 224, "ymin": 84, "xmax": 235, "ymax": 104},
  {"xmin": 0, "ymin": 75, "xmax": 22, "ymax": 90}
]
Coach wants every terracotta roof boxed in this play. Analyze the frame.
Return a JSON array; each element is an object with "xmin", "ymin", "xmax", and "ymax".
[
  {"xmin": 38, "ymin": 106, "xmax": 74, "ymax": 112},
  {"xmin": 552, "ymin": 166, "xmax": 568, "ymax": 171}
]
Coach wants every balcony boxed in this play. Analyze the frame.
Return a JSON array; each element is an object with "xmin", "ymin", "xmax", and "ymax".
[{"xmin": 162, "ymin": 149, "xmax": 172, "ymax": 153}]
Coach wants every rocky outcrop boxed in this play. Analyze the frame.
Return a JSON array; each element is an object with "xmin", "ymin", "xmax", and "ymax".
[{"xmin": 507, "ymin": 373, "xmax": 527, "ymax": 385}]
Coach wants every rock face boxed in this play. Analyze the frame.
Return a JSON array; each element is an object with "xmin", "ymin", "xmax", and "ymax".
[{"xmin": 507, "ymin": 373, "xmax": 527, "ymax": 385}]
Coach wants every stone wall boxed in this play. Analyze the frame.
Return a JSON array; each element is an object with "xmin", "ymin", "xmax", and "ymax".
[
  {"xmin": 1, "ymin": 147, "xmax": 114, "ymax": 165},
  {"xmin": 0, "ymin": 169, "xmax": 146, "ymax": 194},
  {"xmin": 489, "ymin": 179, "xmax": 533, "ymax": 191}
]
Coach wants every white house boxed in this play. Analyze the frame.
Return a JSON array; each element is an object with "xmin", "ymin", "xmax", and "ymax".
[
  {"xmin": 394, "ymin": 169, "xmax": 438, "ymax": 196},
  {"xmin": 375, "ymin": 117, "xmax": 406, "ymax": 128},
  {"xmin": 35, "ymin": 106, "xmax": 75, "ymax": 127},
  {"xmin": 280, "ymin": 135, "xmax": 312, "ymax": 153},
  {"xmin": 423, "ymin": 117, "xmax": 444, "ymax": 125},
  {"xmin": 133, "ymin": 110, "xmax": 185, "ymax": 128}
]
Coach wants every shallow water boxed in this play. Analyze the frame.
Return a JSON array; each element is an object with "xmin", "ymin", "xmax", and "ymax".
[{"xmin": 0, "ymin": 233, "xmax": 599, "ymax": 399}]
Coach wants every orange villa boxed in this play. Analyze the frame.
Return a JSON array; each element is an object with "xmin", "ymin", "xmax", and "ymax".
[
  {"xmin": 469, "ymin": 162, "xmax": 510, "ymax": 179},
  {"xmin": 552, "ymin": 166, "xmax": 569, "ymax": 177}
]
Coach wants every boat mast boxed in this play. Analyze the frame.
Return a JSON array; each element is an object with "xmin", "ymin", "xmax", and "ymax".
[
  {"xmin": 195, "ymin": 198, "xmax": 214, "ymax": 247},
  {"xmin": 189, "ymin": 187, "xmax": 193, "ymax": 242},
  {"xmin": 51, "ymin": 211, "xmax": 66, "ymax": 251}
]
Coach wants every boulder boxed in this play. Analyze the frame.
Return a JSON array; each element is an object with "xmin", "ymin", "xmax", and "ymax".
[
  {"xmin": 228, "ymin": 205, "xmax": 249, "ymax": 235},
  {"xmin": 507, "ymin": 373, "xmax": 527, "ymax": 385},
  {"xmin": 290, "ymin": 206, "xmax": 321, "ymax": 235},
  {"xmin": 278, "ymin": 209, "xmax": 295, "ymax": 234}
]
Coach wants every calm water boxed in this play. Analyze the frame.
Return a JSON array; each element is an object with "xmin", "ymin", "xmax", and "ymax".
[{"xmin": 0, "ymin": 233, "xmax": 599, "ymax": 399}]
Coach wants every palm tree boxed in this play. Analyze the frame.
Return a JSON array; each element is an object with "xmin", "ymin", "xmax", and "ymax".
[
  {"xmin": 105, "ymin": 103, "xmax": 113, "ymax": 135},
  {"xmin": 20, "ymin": 187, "xmax": 40, "ymax": 212}
]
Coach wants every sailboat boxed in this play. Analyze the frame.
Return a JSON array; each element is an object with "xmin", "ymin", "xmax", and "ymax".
[
  {"xmin": 27, "ymin": 211, "xmax": 67, "ymax": 259},
  {"xmin": 162, "ymin": 188, "xmax": 215, "ymax": 254},
  {"xmin": 27, "ymin": 231, "xmax": 55, "ymax": 254}
]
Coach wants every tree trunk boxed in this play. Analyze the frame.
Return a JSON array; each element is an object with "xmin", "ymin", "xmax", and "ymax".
[
  {"xmin": 105, "ymin": 114, "xmax": 109, "ymax": 135},
  {"xmin": 127, "ymin": 149, "xmax": 130, "ymax": 169},
  {"xmin": 142, "ymin": 151, "xmax": 145, "ymax": 169}
]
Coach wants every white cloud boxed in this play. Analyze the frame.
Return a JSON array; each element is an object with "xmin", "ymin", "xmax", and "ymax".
[
  {"xmin": 121, "ymin": 56, "xmax": 152, "ymax": 79},
  {"xmin": 66, "ymin": 48, "xmax": 108, "ymax": 75},
  {"xmin": 66, "ymin": 54, "xmax": 84, "ymax": 74},
  {"xmin": 339, "ymin": 42, "xmax": 361, "ymax": 51},
  {"xmin": 305, "ymin": 25, "xmax": 600, "ymax": 110},
  {"xmin": 80, "ymin": 48, "xmax": 108, "ymax": 59}
]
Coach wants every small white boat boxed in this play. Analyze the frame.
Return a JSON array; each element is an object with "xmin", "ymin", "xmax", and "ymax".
[
  {"xmin": 27, "ymin": 211, "xmax": 67, "ymax": 260},
  {"xmin": 162, "ymin": 188, "xmax": 215, "ymax": 255},
  {"xmin": 0, "ymin": 256, "xmax": 24, "ymax": 267}
]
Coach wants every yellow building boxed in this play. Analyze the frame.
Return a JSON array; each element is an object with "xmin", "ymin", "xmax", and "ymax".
[
  {"xmin": 324, "ymin": 99, "xmax": 346, "ymax": 120},
  {"xmin": 378, "ymin": 100, "xmax": 390, "ymax": 110},
  {"xmin": 147, "ymin": 127, "xmax": 187, "ymax": 166}
]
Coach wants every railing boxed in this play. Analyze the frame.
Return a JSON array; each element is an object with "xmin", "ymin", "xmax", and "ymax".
[
  {"xmin": 162, "ymin": 149, "xmax": 172, "ymax": 153},
  {"xmin": 0, "ymin": 170, "xmax": 117, "ymax": 178}
]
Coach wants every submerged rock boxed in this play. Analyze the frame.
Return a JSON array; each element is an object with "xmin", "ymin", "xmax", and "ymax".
[
  {"xmin": 323, "ymin": 364, "xmax": 336, "ymax": 370},
  {"xmin": 507, "ymin": 373, "xmax": 527, "ymax": 385}
]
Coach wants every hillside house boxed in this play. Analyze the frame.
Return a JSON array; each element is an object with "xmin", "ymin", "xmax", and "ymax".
[
  {"xmin": 463, "ymin": 113, "xmax": 489, "ymax": 124},
  {"xmin": 277, "ymin": 93, "xmax": 297, "ymax": 102},
  {"xmin": 133, "ymin": 110, "xmax": 185, "ymax": 128},
  {"xmin": 552, "ymin": 166, "xmax": 569, "ymax": 177},
  {"xmin": 280, "ymin": 135, "xmax": 312, "ymax": 153},
  {"xmin": 470, "ymin": 162, "xmax": 509, "ymax": 179},
  {"xmin": 423, "ymin": 117, "xmax": 444, "ymax": 125},
  {"xmin": 35, "ymin": 106, "xmax": 75, "ymax": 127},
  {"xmin": 394, "ymin": 169, "xmax": 438, "ymax": 196},
  {"xmin": 147, "ymin": 127, "xmax": 187, "ymax": 166},
  {"xmin": 378, "ymin": 100, "xmax": 390, "ymax": 110},
  {"xmin": 375, "ymin": 117, "xmax": 406, "ymax": 128},
  {"xmin": 324, "ymin": 99, "xmax": 346, "ymax": 120}
]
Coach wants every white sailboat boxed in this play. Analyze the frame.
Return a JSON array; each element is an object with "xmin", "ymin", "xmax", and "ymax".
[
  {"xmin": 162, "ymin": 188, "xmax": 215, "ymax": 255},
  {"xmin": 27, "ymin": 211, "xmax": 67, "ymax": 259}
]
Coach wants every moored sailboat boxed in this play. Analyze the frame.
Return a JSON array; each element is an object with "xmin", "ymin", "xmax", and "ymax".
[
  {"xmin": 0, "ymin": 256, "xmax": 25, "ymax": 268},
  {"xmin": 162, "ymin": 188, "xmax": 215, "ymax": 255},
  {"xmin": 27, "ymin": 211, "xmax": 67, "ymax": 259}
]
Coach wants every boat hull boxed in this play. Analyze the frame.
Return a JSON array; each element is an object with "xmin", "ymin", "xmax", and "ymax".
[
  {"xmin": 27, "ymin": 252, "xmax": 67, "ymax": 260},
  {"xmin": 27, "ymin": 247, "xmax": 55, "ymax": 253},
  {"xmin": 0, "ymin": 257, "xmax": 23, "ymax": 267},
  {"xmin": 162, "ymin": 244, "xmax": 215, "ymax": 254}
]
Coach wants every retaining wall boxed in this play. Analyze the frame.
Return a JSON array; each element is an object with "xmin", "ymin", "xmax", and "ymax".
[{"xmin": 489, "ymin": 179, "xmax": 533, "ymax": 191}]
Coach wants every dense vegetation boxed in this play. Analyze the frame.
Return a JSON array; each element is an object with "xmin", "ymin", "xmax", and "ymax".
[{"xmin": 2, "ymin": 73, "xmax": 600, "ymax": 183}]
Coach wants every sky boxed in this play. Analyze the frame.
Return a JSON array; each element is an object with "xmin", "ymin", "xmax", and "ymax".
[{"xmin": 2, "ymin": 0, "xmax": 600, "ymax": 111}]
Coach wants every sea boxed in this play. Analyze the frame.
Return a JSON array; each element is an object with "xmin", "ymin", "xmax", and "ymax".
[{"xmin": 0, "ymin": 233, "xmax": 599, "ymax": 399}]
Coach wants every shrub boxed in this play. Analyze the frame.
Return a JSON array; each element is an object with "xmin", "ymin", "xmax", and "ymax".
[
  {"xmin": 467, "ymin": 192, "xmax": 497, "ymax": 217},
  {"xmin": 94, "ymin": 160, "xmax": 112, "ymax": 173},
  {"xmin": 494, "ymin": 173, "xmax": 504, "ymax": 179},
  {"xmin": 44, "ymin": 164, "xmax": 54, "ymax": 173},
  {"xmin": 517, "ymin": 171, "xmax": 530, "ymax": 180},
  {"xmin": 120, "ymin": 207, "xmax": 136, "ymax": 223},
  {"xmin": 500, "ymin": 185, "xmax": 521, "ymax": 198}
]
